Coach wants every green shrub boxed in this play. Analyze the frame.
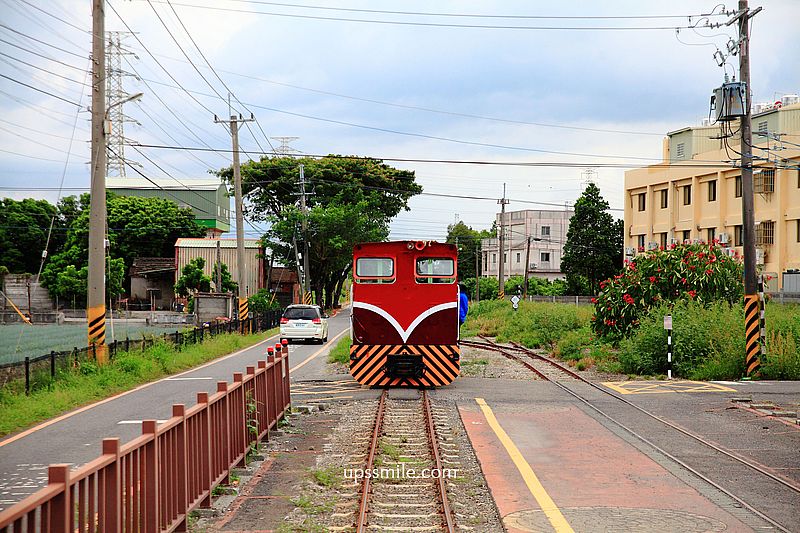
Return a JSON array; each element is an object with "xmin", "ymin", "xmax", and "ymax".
[
  {"xmin": 620, "ymin": 301, "xmax": 744, "ymax": 378},
  {"xmin": 327, "ymin": 335, "xmax": 351, "ymax": 365},
  {"xmin": 248, "ymin": 288, "xmax": 283, "ymax": 314},
  {"xmin": 762, "ymin": 331, "xmax": 800, "ymax": 379},
  {"xmin": 554, "ymin": 327, "xmax": 594, "ymax": 361},
  {"xmin": 593, "ymin": 243, "xmax": 744, "ymax": 340}
]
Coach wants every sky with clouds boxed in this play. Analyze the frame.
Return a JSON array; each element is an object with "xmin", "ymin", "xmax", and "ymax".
[{"xmin": 1, "ymin": 0, "xmax": 798, "ymax": 242}]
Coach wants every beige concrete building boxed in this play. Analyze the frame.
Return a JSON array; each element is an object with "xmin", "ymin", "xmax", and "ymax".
[
  {"xmin": 624, "ymin": 99, "xmax": 800, "ymax": 290},
  {"xmin": 481, "ymin": 209, "xmax": 574, "ymax": 281}
]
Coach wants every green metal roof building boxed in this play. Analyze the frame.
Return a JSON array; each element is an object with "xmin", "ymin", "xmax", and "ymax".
[{"xmin": 106, "ymin": 177, "xmax": 231, "ymax": 237}]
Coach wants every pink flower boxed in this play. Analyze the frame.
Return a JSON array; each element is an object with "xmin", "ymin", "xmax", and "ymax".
[
  {"xmin": 681, "ymin": 277, "xmax": 687, "ymax": 284},
  {"xmin": 687, "ymin": 290, "xmax": 697, "ymax": 299},
  {"xmin": 590, "ymin": 297, "xmax": 597, "ymax": 304},
  {"xmin": 705, "ymin": 269, "xmax": 713, "ymax": 275},
  {"xmin": 649, "ymin": 276, "xmax": 657, "ymax": 283},
  {"xmin": 623, "ymin": 294, "xmax": 635, "ymax": 305}
]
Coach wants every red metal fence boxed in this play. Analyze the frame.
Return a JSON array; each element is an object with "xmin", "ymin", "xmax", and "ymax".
[{"xmin": 0, "ymin": 342, "xmax": 291, "ymax": 533}]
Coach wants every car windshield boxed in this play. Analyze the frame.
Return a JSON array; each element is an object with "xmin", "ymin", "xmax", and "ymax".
[{"xmin": 284, "ymin": 308, "xmax": 319, "ymax": 320}]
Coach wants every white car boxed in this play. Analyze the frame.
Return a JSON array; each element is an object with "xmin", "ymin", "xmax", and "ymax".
[{"xmin": 280, "ymin": 305, "xmax": 329, "ymax": 344}]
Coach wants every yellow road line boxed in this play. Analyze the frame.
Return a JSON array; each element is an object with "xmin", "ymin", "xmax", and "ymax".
[
  {"xmin": 603, "ymin": 380, "xmax": 736, "ymax": 395},
  {"xmin": 475, "ymin": 398, "xmax": 574, "ymax": 533},
  {"xmin": 291, "ymin": 328, "xmax": 348, "ymax": 372}
]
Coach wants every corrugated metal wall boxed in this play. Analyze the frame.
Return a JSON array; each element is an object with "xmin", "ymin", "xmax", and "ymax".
[{"xmin": 175, "ymin": 243, "xmax": 263, "ymax": 296}]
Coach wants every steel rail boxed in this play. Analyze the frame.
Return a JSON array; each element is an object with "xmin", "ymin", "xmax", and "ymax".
[
  {"xmin": 422, "ymin": 389, "xmax": 457, "ymax": 532},
  {"xmin": 467, "ymin": 337, "xmax": 795, "ymax": 533},
  {"xmin": 505, "ymin": 340, "xmax": 800, "ymax": 495},
  {"xmin": 355, "ymin": 389, "xmax": 387, "ymax": 533}
]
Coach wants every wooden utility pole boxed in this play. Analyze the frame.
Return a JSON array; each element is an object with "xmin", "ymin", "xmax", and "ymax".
[
  {"xmin": 497, "ymin": 183, "xmax": 509, "ymax": 299},
  {"xmin": 215, "ymin": 113, "xmax": 254, "ymax": 320},
  {"xmin": 734, "ymin": 0, "xmax": 761, "ymax": 376},
  {"xmin": 87, "ymin": 0, "xmax": 107, "ymax": 362}
]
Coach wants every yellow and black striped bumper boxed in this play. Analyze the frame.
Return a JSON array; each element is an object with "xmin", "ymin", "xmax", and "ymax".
[{"xmin": 349, "ymin": 344, "xmax": 460, "ymax": 387}]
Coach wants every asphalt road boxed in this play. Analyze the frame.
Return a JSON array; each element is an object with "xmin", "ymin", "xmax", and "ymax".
[{"xmin": 0, "ymin": 311, "xmax": 352, "ymax": 511}]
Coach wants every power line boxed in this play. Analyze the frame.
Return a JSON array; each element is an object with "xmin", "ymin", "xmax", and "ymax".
[
  {"xmin": 132, "ymin": 45, "xmax": 664, "ymax": 137},
  {"xmin": 160, "ymin": 2, "xmax": 722, "ymax": 31},
  {"xmin": 0, "ymin": 74, "xmax": 82, "ymax": 106},
  {"xmin": 0, "ymin": 22, "xmax": 88, "ymax": 58},
  {"xmin": 193, "ymin": 1, "xmax": 726, "ymax": 21}
]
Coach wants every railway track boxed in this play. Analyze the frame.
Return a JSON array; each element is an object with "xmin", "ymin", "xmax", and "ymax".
[
  {"xmin": 354, "ymin": 389, "xmax": 456, "ymax": 533},
  {"xmin": 462, "ymin": 337, "xmax": 800, "ymax": 533}
]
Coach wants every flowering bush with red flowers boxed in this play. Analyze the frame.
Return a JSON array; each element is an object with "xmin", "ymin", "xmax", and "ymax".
[{"xmin": 592, "ymin": 242, "xmax": 744, "ymax": 340}]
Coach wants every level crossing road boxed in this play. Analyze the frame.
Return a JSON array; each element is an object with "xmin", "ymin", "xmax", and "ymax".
[{"xmin": 0, "ymin": 311, "xmax": 351, "ymax": 511}]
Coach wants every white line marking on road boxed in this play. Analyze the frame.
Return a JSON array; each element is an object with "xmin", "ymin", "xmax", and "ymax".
[
  {"xmin": 165, "ymin": 377, "xmax": 214, "ymax": 381},
  {"xmin": 117, "ymin": 420, "xmax": 167, "ymax": 425}
]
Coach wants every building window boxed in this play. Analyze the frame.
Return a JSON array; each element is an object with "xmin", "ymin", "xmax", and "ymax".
[
  {"xmin": 660, "ymin": 233, "xmax": 668, "ymax": 248},
  {"xmin": 540, "ymin": 252, "xmax": 550, "ymax": 263},
  {"xmin": 660, "ymin": 189, "xmax": 668, "ymax": 209},
  {"xmin": 708, "ymin": 180, "xmax": 717, "ymax": 202},
  {"xmin": 637, "ymin": 193, "xmax": 646, "ymax": 211},
  {"xmin": 735, "ymin": 176, "xmax": 742, "ymax": 198},
  {"xmin": 755, "ymin": 169, "xmax": 775, "ymax": 193},
  {"xmin": 484, "ymin": 255, "xmax": 488, "ymax": 270},
  {"xmin": 797, "ymin": 220, "xmax": 800, "ymax": 243},
  {"xmin": 756, "ymin": 221, "xmax": 775, "ymax": 246},
  {"xmin": 682, "ymin": 230, "xmax": 691, "ymax": 242},
  {"xmin": 707, "ymin": 228, "xmax": 716, "ymax": 243},
  {"xmin": 492, "ymin": 253, "xmax": 496, "ymax": 264},
  {"xmin": 541, "ymin": 226, "xmax": 550, "ymax": 237},
  {"xmin": 758, "ymin": 120, "xmax": 768, "ymax": 134},
  {"xmin": 683, "ymin": 184, "xmax": 692, "ymax": 205},
  {"xmin": 676, "ymin": 142, "xmax": 685, "ymax": 159},
  {"xmin": 637, "ymin": 235, "xmax": 645, "ymax": 249},
  {"xmin": 516, "ymin": 252, "xmax": 521, "ymax": 263},
  {"xmin": 734, "ymin": 225, "xmax": 743, "ymax": 246}
]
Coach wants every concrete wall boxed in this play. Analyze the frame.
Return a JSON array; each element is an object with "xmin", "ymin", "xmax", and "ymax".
[{"xmin": 194, "ymin": 293, "xmax": 232, "ymax": 325}]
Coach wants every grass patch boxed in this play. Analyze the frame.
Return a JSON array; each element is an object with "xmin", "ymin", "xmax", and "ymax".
[
  {"xmin": 310, "ymin": 466, "xmax": 341, "ymax": 489},
  {"xmin": 0, "ymin": 329, "xmax": 277, "ymax": 437},
  {"xmin": 380, "ymin": 441, "xmax": 401, "ymax": 461},
  {"xmin": 327, "ymin": 335, "xmax": 351, "ymax": 365}
]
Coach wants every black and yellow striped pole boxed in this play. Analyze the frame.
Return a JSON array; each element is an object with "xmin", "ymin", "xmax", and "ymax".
[
  {"xmin": 303, "ymin": 291, "xmax": 312, "ymax": 305},
  {"xmin": 744, "ymin": 294, "xmax": 761, "ymax": 376},
  {"xmin": 239, "ymin": 297, "xmax": 249, "ymax": 334},
  {"xmin": 87, "ymin": 304, "xmax": 107, "ymax": 363}
]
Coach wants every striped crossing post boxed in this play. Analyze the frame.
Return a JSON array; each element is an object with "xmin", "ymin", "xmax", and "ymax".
[
  {"xmin": 758, "ymin": 275, "xmax": 766, "ymax": 360},
  {"xmin": 303, "ymin": 291, "xmax": 312, "ymax": 305},
  {"xmin": 87, "ymin": 304, "xmax": 107, "ymax": 363},
  {"xmin": 664, "ymin": 315, "xmax": 672, "ymax": 380},
  {"xmin": 744, "ymin": 294, "xmax": 761, "ymax": 377},
  {"xmin": 238, "ymin": 297, "xmax": 249, "ymax": 335}
]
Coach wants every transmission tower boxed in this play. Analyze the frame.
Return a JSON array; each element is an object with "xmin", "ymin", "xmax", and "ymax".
[
  {"xmin": 105, "ymin": 31, "xmax": 139, "ymax": 177},
  {"xmin": 270, "ymin": 136, "xmax": 300, "ymax": 156}
]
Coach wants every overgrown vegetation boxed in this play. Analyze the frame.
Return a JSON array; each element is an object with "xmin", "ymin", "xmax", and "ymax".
[
  {"xmin": 463, "ymin": 298, "xmax": 800, "ymax": 380},
  {"xmin": 0, "ymin": 329, "xmax": 276, "ymax": 437},
  {"xmin": 327, "ymin": 335, "xmax": 351, "ymax": 365}
]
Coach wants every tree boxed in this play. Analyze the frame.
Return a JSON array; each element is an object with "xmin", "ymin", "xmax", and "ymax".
[
  {"xmin": 561, "ymin": 183, "xmax": 624, "ymax": 295},
  {"xmin": 212, "ymin": 262, "xmax": 238, "ymax": 293},
  {"xmin": 41, "ymin": 193, "xmax": 206, "ymax": 301},
  {"xmin": 445, "ymin": 221, "xmax": 494, "ymax": 280},
  {"xmin": 175, "ymin": 257, "xmax": 212, "ymax": 297},
  {"xmin": 222, "ymin": 156, "xmax": 423, "ymax": 308}
]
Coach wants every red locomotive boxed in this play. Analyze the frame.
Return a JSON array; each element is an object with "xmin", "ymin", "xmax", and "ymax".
[{"xmin": 350, "ymin": 241, "xmax": 461, "ymax": 387}]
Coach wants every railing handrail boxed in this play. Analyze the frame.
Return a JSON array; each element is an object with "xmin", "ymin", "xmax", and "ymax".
[{"xmin": 0, "ymin": 341, "xmax": 292, "ymax": 532}]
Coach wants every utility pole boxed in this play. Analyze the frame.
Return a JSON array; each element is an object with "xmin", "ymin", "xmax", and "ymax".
[
  {"xmin": 475, "ymin": 244, "xmax": 480, "ymax": 303},
  {"xmin": 733, "ymin": 0, "xmax": 761, "ymax": 376},
  {"xmin": 215, "ymin": 239, "xmax": 222, "ymax": 292},
  {"xmin": 299, "ymin": 164, "xmax": 311, "ymax": 304},
  {"xmin": 523, "ymin": 236, "xmax": 532, "ymax": 299},
  {"xmin": 215, "ymin": 113, "xmax": 254, "ymax": 322},
  {"xmin": 497, "ymin": 183, "xmax": 510, "ymax": 299},
  {"xmin": 87, "ymin": 0, "xmax": 107, "ymax": 363}
]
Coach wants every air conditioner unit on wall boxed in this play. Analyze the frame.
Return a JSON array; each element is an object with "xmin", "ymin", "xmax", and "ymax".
[
  {"xmin": 756, "ymin": 249, "xmax": 766, "ymax": 265},
  {"xmin": 624, "ymin": 247, "xmax": 636, "ymax": 256},
  {"xmin": 719, "ymin": 232, "xmax": 729, "ymax": 245},
  {"xmin": 670, "ymin": 238, "xmax": 679, "ymax": 246},
  {"xmin": 647, "ymin": 242, "xmax": 659, "ymax": 250}
]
